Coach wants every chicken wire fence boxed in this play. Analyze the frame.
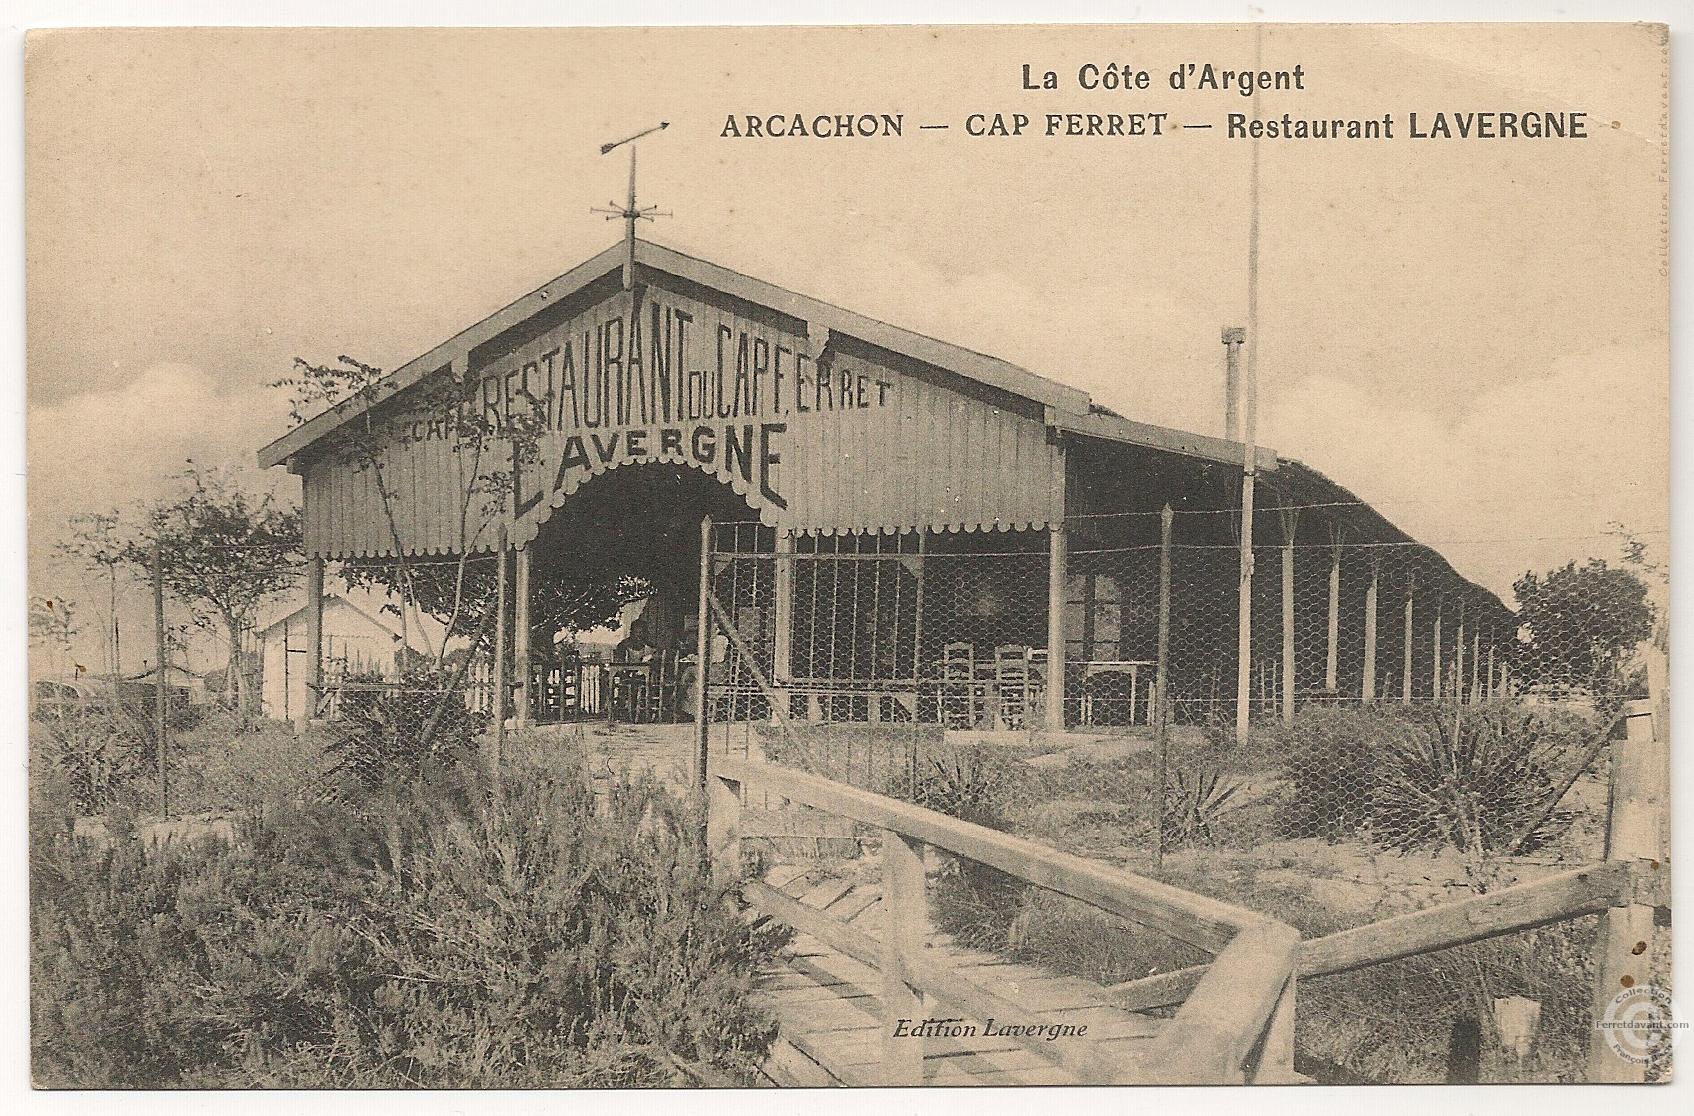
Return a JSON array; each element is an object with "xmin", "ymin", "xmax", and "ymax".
[{"xmin": 697, "ymin": 512, "xmax": 1664, "ymax": 1083}]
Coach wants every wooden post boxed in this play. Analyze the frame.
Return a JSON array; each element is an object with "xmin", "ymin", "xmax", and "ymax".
[
  {"xmin": 1046, "ymin": 519, "xmax": 1067, "ymax": 732},
  {"xmin": 1585, "ymin": 695, "xmax": 1665, "ymax": 1082},
  {"xmin": 706, "ymin": 775, "xmax": 743, "ymax": 886},
  {"xmin": 1471, "ymin": 629, "xmax": 1481, "ymax": 706},
  {"xmin": 1280, "ymin": 509, "xmax": 1297, "ymax": 724},
  {"xmin": 153, "ymin": 539, "xmax": 169, "ymax": 815},
  {"xmin": 1234, "ymin": 328, "xmax": 1257, "ymax": 746},
  {"xmin": 773, "ymin": 529, "xmax": 794, "ymax": 721},
  {"xmin": 881, "ymin": 831, "xmax": 928, "ymax": 1085},
  {"xmin": 1401, "ymin": 570, "xmax": 1415, "ymax": 704},
  {"xmin": 1487, "ymin": 639, "xmax": 1497, "ymax": 701},
  {"xmin": 1431, "ymin": 605, "xmax": 1443, "ymax": 702},
  {"xmin": 1325, "ymin": 530, "xmax": 1342, "ymax": 693},
  {"xmin": 693, "ymin": 517, "xmax": 713, "ymax": 803},
  {"xmin": 1361, "ymin": 558, "xmax": 1379, "ymax": 702},
  {"xmin": 1153, "ymin": 504, "xmax": 1173, "ymax": 870},
  {"xmin": 489, "ymin": 528, "xmax": 509, "ymax": 772},
  {"xmin": 513, "ymin": 546, "xmax": 531, "ymax": 730},
  {"xmin": 303, "ymin": 555, "xmax": 325, "ymax": 728},
  {"xmin": 1454, "ymin": 603, "xmax": 1466, "ymax": 705},
  {"xmin": 1256, "ymin": 974, "xmax": 1297, "ymax": 1082}
]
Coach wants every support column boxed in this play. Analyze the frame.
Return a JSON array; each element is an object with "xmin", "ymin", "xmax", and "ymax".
[
  {"xmin": 1280, "ymin": 509, "xmax": 1297, "ymax": 724},
  {"xmin": 1401, "ymin": 571, "xmax": 1415, "ymax": 704},
  {"xmin": 302, "ymin": 555, "xmax": 325, "ymax": 729},
  {"xmin": 1431, "ymin": 604, "xmax": 1443, "ymax": 702},
  {"xmin": 773, "ymin": 529, "xmax": 794, "ymax": 722},
  {"xmin": 513, "ymin": 546, "xmax": 532, "ymax": 730},
  {"xmin": 1361, "ymin": 558, "xmax": 1379, "ymax": 702},
  {"xmin": 1471, "ymin": 629, "xmax": 1481, "ymax": 705},
  {"xmin": 1325, "ymin": 530, "xmax": 1342, "ymax": 693},
  {"xmin": 1046, "ymin": 520, "xmax": 1067, "ymax": 732},
  {"xmin": 489, "ymin": 530, "xmax": 509, "ymax": 773},
  {"xmin": 1454, "ymin": 604, "xmax": 1466, "ymax": 706},
  {"xmin": 1152, "ymin": 505, "xmax": 1173, "ymax": 870},
  {"xmin": 692, "ymin": 517, "xmax": 713, "ymax": 802}
]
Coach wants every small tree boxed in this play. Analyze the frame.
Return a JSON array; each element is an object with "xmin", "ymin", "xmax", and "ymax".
[
  {"xmin": 64, "ymin": 466, "xmax": 302, "ymax": 725},
  {"xmin": 1513, "ymin": 558, "xmax": 1654, "ymax": 693},
  {"xmin": 272, "ymin": 355, "xmax": 556, "ymax": 766}
]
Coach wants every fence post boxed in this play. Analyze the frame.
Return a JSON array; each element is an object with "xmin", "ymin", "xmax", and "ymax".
[
  {"xmin": 707, "ymin": 775, "xmax": 743, "ymax": 885},
  {"xmin": 693, "ymin": 517, "xmax": 714, "ymax": 804},
  {"xmin": 1361, "ymin": 557, "xmax": 1379, "ymax": 702},
  {"xmin": 773, "ymin": 529, "xmax": 794, "ymax": 721},
  {"xmin": 1585, "ymin": 693, "xmax": 1666, "ymax": 1082},
  {"xmin": 1256, "ymin": 973, "xmax": 1296, "ymax": 1081},
  {"xmin": 1234, "ymin": 493, "xmax": 1255, "ymax": 743},
  {"xmin": 303, "ymin": 554, "xmax": 325, "ymax": 729},
  {"xmin": 1454, "ymin": 603, "xmax": 1466, "ymax": 705},
  {"xmin": 1153, "ymin": 505, "xmax": 1173, "ymax": 870},
  {"xmin": 152, "ymin": 539, "xmax": 169, "ymax": 815},
  {"xmin": 881, "ymin": 831, "xmax": 927, "ymax": 1085}
]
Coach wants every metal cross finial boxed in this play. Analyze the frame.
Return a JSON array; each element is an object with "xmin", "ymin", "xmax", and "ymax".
[{"xmin": 592, "ymin": 121, "xmax": 671, "ymax": 289}]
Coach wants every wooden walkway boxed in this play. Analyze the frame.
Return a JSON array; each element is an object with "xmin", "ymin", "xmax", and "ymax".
[{"xmin": 750, "ymin": 860, "xmax": 1166, "ymax": 1086}]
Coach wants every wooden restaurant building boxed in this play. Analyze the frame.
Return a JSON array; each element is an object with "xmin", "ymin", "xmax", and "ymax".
[{"xmin": 258, "ymin": 238, "xmax": 1512, "ymax": 733}]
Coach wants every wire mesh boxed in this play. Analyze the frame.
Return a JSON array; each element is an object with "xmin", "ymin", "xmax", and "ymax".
[{"xmin": 693, "ymin": 507, "xmax": 1662, "ymax": 1084}]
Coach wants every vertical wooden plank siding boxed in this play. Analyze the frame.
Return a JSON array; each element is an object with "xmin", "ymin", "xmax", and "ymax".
[{"xmin": 300, "ymin": 280, "xmax": 1062, "ymax": 559}]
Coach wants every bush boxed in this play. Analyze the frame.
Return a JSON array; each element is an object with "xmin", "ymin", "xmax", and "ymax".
[
  {"xmin": 32, "ymin": 710, "xmax": 152, "ymax": 815},
  {"xmin": 32, "ymin": 760, "xmax": 785, "ymax": 1087},
  {"xmin": 325, "ymin": 668, "xmax": 487, "ymax": 791}
]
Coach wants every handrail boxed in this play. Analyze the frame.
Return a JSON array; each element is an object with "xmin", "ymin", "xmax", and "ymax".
[
  {"xmin": 1108, "ymin": 860, "xmax": 1639, "ymax": 1014},
  {"xmin": 717, "ymin": 755, "xmax": 1267, "ymax": 951},
  {"xmin": 710, "ymin": 756, "xmax": 1300, "ymax": 1084}
]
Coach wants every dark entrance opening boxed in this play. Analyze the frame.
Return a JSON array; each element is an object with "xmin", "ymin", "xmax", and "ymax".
[{"xmin": 523, "ymin": 464, "xmax": 761, "ymax": 723}]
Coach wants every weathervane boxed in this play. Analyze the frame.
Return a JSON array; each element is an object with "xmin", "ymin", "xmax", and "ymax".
[{"xmin": 593, "ymin": 121, "xmax": 671, "ymax": 289}]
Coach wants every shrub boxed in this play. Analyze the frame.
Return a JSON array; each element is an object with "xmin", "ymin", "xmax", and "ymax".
[
  {"xmin": 1160, "ymin": 763, "xmax": 1246, "ymax": 848},
  {"xmin": 31, "ymin": 760, "xmax": 785, "ymax": 1087},
  {"xmin": 1269, "ymin": 701, "xmax": 1593, "ymax": 859},
  {"xmin": 325, "ymin": 668, "xmax": 486, "ymax": 791},
  {"xmin": 33, "ymin": 710, "xmax": 152, "ymax": 815}
]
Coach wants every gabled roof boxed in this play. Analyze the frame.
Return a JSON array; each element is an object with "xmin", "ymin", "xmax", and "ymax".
[
  {"xmin": 256, "ymin": 591, "xmax": 403, "ymax": 640},
  {"xmin": 256, "ymin": 238, "xmax": 1278, "ymax": 473}
]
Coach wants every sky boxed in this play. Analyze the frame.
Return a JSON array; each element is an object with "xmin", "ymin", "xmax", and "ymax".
[{"xmin": 23, "ymin": 23, "xmax": 1669, "ymax": 677}]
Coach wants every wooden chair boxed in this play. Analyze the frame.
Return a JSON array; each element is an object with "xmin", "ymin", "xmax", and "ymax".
[
  {"xmin": 994, "ymin": 645, "xmax": 1031, "ymax": 729},
  {"xmin": 940, "ymin": 642, "xmax": 978, "ymax": 729}
]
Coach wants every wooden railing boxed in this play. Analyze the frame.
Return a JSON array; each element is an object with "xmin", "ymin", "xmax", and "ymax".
[
  {"xmin": 1104, "ymin": 693, "xmax": 1671, "ymax": 1084},
  {"xmin": 708, "ymin": 754, "xmax": 1303, "ymax": 1085}
]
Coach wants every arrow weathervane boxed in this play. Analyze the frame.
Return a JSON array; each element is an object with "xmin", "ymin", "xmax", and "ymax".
[{"xmin": 593, "ymin": 121, "xmax": 671, "ymax": 289}]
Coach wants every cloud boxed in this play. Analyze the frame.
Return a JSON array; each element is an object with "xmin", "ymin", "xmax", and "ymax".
[
  {"xmin": 27, "ymin": 363, "xmax": 296, "ymax": 677},
  {"xmin": 1263, "ymin": 338, "xmax": 1667, "ymax": 598}
]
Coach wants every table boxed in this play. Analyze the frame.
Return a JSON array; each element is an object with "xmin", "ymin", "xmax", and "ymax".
[
  {"xmin": 1079, "ymin": 660, "xmax": 1154, "ymax": 726},
  {"xmin": 604, "ymin": 662, "xmax": 653, "ymax": 723}
]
